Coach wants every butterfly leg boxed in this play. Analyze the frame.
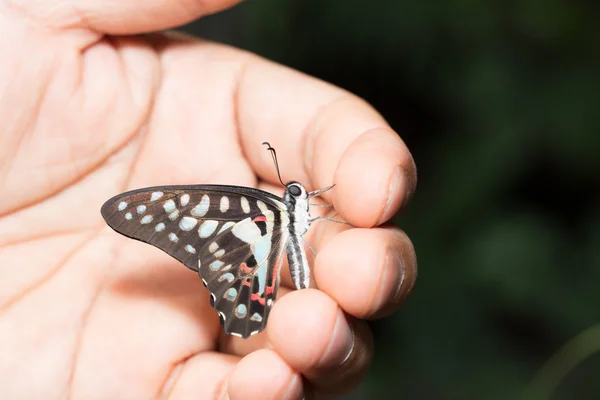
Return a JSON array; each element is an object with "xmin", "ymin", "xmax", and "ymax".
[
  {"xmin": 310, "ymin": 211, "xmax": 339, "ymax": 221},
  {"xmin": 302, "ymin": 236, "xmax": 317, "ymax": 257},
  {"xmin": 308, "ymin": 184, "xmax": 351, "ymax": 223},
  {"xmin": 309, "ymin": 202, "xmax": 334, "ymax": 207},
  {"xmin": 308, "ymin": 184, "xmax": 335, "ymax": 198},
  {"xmin": 309, "ymin": 215, "xmax": 351, "ymax": 225}
]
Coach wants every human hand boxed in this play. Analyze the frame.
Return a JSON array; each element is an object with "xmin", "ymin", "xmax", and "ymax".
[{"xmin": 0, "ymin": 1, "xmax": 417, "ymax": 398}]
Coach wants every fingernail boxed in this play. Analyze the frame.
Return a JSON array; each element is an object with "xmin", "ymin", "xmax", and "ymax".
[
  {"xmin": 370, "ymin": 250, "xmax": 404, "ymax": 315},
  {"xmin": 378, "ymin": 166, "xmax": 404, "ymax": 225},
  {"xmin": 281, "ymin": 373, "xmax": 304, "ymax": 400},
  {"xmin": 217, "ymin": 376, "xmax": 230, "ymax": 400},
  {"xmin": 316, "ymin": 308, "xmax": 355, "ymax": 368},
  {"xmin": 218, "ymin": 390, "xmax": 230, "ymax": 400},
  {"xmin": 403, "ymin": 160, "xmax": 416, "ymax": 207},
  {"xmin": 390, "ymin": 250, "xmax": 407, "ymax": 303}
]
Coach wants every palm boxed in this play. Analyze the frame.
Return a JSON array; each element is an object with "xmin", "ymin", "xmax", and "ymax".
[{"xmin": 0, "ymin": 3, "xmax": 417, "ymax": 399}]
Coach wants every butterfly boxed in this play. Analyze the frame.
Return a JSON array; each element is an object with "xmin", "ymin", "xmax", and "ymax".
[{"xmin": 100, "ymin": 142, "xmax": 341, "ymax": 339}]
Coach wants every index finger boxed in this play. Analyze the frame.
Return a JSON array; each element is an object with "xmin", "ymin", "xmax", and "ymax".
[{"xmin": 237, "ymin": 57, "xmax": 417, "ymax": 227}]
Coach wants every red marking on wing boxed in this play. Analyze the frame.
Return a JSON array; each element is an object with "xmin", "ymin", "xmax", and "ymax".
[
  {"xmin": 251, "ymin": 293, "xmax": 266, "ymax": 305},
  {"xmin": 240, "ymin": 262, "xmax": 253, "ymax": 273},
  {"xmin": 265, "ymin": 257, "xmax": 281, "ymax": 296},
  {"xmin": 242, "ymin": 279, "xmax": 252, "ymax": 287},
  {"xmin": 252, "ymin": 215, "xmax": 267, "ymax": 223}
]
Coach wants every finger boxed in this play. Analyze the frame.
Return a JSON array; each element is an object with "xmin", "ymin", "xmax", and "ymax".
[
  {"xmin": 238, "ymin": 57, "xmax": 417, "ymax": 226},
  {"xmin": 227, "ymin": 348, "xmax": 304, "ymax": 400},
  {"xmin": 216, "ymin": 286, "xmax": 292, "ymax": 358},
  {"xmin": 268, "ymin": 289, "xmax": 373, "ymax": 396},
  {"xmin": 331, "ymin": 128, "xmax": 417, "ymax": 226},
  {"xmin": 165, "ymin": 352, "xmax": 238, "ymax": 400},
  {"xmin": 18, "ymin": 0, "xmax": 242, "ymax": 35},
  {"xmin": 314, "ymin": 227, "xmax": 417, "ymax": 319}
]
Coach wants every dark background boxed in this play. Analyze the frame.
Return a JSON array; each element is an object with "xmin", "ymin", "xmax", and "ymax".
[{"xmin": 182, "ymin": 2, "xmax": 600, "ymax": 399}]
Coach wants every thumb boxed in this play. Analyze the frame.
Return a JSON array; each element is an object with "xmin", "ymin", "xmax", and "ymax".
[{"xmin": 11, "ymin": 0, "xmax": 243, "ymax": 35}]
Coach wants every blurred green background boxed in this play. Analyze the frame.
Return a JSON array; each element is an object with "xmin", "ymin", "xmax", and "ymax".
[{"xmin": 183, "ymin": 1, "xmax": 600, "ymax": 399}]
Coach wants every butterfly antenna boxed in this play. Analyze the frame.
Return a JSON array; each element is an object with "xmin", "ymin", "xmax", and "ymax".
[{"xmin": 262, "ymin": 142, "xmax": 285, "ymax": 186}]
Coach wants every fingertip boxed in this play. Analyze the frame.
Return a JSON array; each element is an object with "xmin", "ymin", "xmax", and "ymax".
[
  {"xmin": 372, "ymin": 229, "xmax": 419, "ymax": 319},
  {"xmin": 228, "ymin": 349, "xmax": 303, "ymax": 400},
  {"xmin": 268, "ymin": 290, "xmax": 352, "ymax": 370},
  {"xmin": 68, "ymin": 0, "xmax": 245, "ymax": 35},
  {"xmin": 314, "ymin": 228, "xmax": 384, "ymax": 318},
  {"xmin": 166, "ymin": 352, "xmax": 238, "ymax": 400},
  {"xmin": 333, "ymin": 128, "xmax": 416, "ymax": 227},
  {"xmin": 314, "ymin": 227, "xmax": 417, "ymax": 319},
  {"xmin": 268, "ymin": 290, "xmax": 376, "ymax": 397}
]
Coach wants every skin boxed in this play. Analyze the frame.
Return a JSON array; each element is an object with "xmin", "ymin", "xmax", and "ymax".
[{"xmin": 0, "ymin": 1, "xmax": 418, "ymax": 399}]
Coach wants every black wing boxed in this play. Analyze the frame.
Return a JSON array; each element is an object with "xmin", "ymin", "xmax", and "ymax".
[{"xmin": 101, "ymin": 185, "xmax": 290, "ymax": 338}]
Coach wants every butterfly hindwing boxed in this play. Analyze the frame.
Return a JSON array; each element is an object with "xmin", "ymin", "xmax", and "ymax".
[
  {"xmin": 201, "ymin": 224, "xmax": 288, "ymax": 338},
  {"xmin": 101, "ymin": 184, "xmax": 290, "ymax": 338},
  {"xmin": 195, "ymin": 203, "xmax": 289, "ymax": 338}
]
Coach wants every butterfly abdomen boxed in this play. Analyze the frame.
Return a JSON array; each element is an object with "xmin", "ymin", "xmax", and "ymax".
[
  {"xmin": 283, "ymin": 182, "xmax": 311, "ymax": 290},
  {"xmin": 286, "ymin": 237, "xmax": 310, "ymax": 289}
]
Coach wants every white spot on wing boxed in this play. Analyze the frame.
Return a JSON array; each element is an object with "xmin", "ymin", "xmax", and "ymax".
[
  {"xmin": 137, "ymin": 205, "xmax": 146, "ymax": 214},
  {"xmin": 219, "ymin": 272, "xmax": 234, "ymax": 282},
  {"xmin": 235, "ymin": 304, "xmax": 247, "ymax": 318},
  {"xmin": 163, "ymin": 199, "xmax": 176, "ymax": 213},
  {"xmin": 168, "ymin": 210, "xmax": 180, "ymax": 221},
  {"xmin": 256, "ymin": 200, "xmax": 268, "ymax": 213},
  {"xmin": 267, "ymin": 299, "xmax": 273, "ymax": 306},
  {"xmin": 250, "ymin": 313, "xmax": 263, "ymax": 322},
  {"xmin": 180, "ymin": 193, "xmax": 190, "ymax": 206},
  {"xmin": 241, "ymin": 197, "xmax": 250, "ymax": 213},
  {"xmin": 220, "ymin": 196, "xmax": 229, "ymax": 213},
  {"xmin": 168, "ymin": 233, "xmax": 178, "ymax": 242},
  {"xmin": 256, "ymin": 201, "xmax": 275, "ymax": 223},
  {"xmin": 125, "ymin": 212, "xmax": 132, "ymax": 220},
  {"xmin": 118, "ymin": 201, "xmax": 127, "ymax": 211},
  {"xmin": 155, "ymin": 222, "xmax": 165, "ymax": 232},
  {"xmin": 210, "ymin": 260, "xmax": 225, "ymax": 271},
  {"xmin": 209, "ymin": 242, "xmax": 219, "ymax": 253},
  {"xmin": 185, "ymin": 244, "xmax": 196, "ymax": 254},
  {"xmin": 191, "ymin": 195, "xmax": 210, "ymax": 217},
  {"xmin": 214, "ymin": 249, "xmax": 225, "ymax": 258},
  {"xmin": 232, "ymin": 218, "xmax": 261, "ymax": 244},
  {"xmin": 222, "ymin": 264, "xmax": 232, "ymax": 271},
  {"xmin": 140, "ymin": 215, "xmax": 153, "ymax": 224},
  {"xmin": 218, "ymin": 221, "xmax": 235, "ymax": 234},
  {"xmin": 198, "ymin": 220, "xmax": 218, "ymax": 238},
  {"xmin": 151, "ymin": 192, "xmax": 163, "ymax": 201},
  {"xmin": 179, "ymin": 216, "xmax": 198, "ymax": 231},
  {"xmin": 225, "ymin": 288, "xmax": 238, "ymax": 301}
]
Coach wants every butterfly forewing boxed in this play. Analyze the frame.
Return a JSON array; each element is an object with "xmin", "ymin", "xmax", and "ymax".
[{"xmin": 101, "ymin": 185, "xmax": 290, "ymax": 338}]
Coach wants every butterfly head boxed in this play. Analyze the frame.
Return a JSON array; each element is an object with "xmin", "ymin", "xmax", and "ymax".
[
  {"xmin": 283, "ymin": 181, "xmax": 311, "ymax": 235},
  {"xmin": 283, "ymin": 181, "xmax": 310, "ymax": 214},
  {"xmin": 285, "ymin": 181, "xmax": 308, "ymax": 199}
]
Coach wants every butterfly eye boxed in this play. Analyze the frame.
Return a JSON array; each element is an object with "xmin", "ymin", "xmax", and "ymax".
[{"xmin": 288, "ymin": 185, "xmax": 302, "ymax": 196}]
